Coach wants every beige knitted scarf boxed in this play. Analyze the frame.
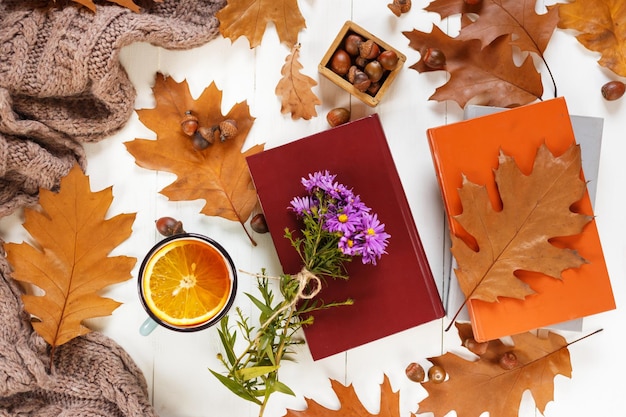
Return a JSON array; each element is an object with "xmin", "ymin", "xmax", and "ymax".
[{"xmin": 0, "ymin": 0, "xmax": 225, "ymax": 414}]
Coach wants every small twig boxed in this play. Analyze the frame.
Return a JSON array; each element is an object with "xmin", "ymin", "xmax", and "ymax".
[{"xmin": 565, "ymin": 328, "xmax": 603, "ymax": 347}]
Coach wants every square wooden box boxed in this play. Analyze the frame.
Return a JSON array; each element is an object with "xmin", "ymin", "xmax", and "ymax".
[{"xmin": 319, "ymin": 21, "xmax": 406, "ymax": 107}]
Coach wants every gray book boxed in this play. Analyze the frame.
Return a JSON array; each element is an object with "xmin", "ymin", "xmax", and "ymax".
[{"xmin": 442, "ymin": 105, "xmax": 604, "ymax": 333}]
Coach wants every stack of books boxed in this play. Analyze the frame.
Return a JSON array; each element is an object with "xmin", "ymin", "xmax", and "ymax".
[{"xmin": 427, "ymin": 97, "xmax": 615, "ymax": 342}]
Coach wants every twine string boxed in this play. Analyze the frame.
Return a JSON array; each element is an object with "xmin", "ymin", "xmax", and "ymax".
[{"xmin": 258, "ymin": 267, "xmax": 321, "ymax": 330}]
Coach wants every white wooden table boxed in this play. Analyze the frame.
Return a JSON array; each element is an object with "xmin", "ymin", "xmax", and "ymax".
[{"xmin": 1, "ymin": 1, "xmax": 625, "ymax": 416}]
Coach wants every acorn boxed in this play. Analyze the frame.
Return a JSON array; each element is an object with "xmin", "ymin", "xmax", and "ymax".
[
  {"xmin": 198, "ymin": 126, "xmax": 218, "ymax": 145},
  {"xmin": 344, "ymin": 34, "xmax": 364, "ymax": 56},
  {"xmin": 601, "ymin": 80, "xmax": 625, "ymax": 101},
  {"xmin": 250, "ymin": 213, "xmax": 269, "ymax": 234},
  {"xmin": 330, "ymin": 49, "xmax": 352, "ymax": 75},
  {"xmin": 367, "ymin": 81, "xmax": 381, "ymax": 96},
  {"xmin": 219, "ymin": 119, "xmax": 238, "ymax": 142},
  {"xmin": 192, "ymin": 131, "xmax": 211, "ymax": 150},
  {"xmin": 388, "ymin": 0, "xmax": 411, "ymax": 16},
  {"xmin": 180, "ymin": 111, "xmax": 199, "ymax": 136},
  {"xmin": 378, "ymin": 50, "xmax": 399, "ymax": 71},
  {"xmin": 359, "ymin": 39, "xmax": 380, "ymax": 60},
  {"xmin": 405, "ymin": 362, "xmax": 425, "ymax": 383},
  {"xmin": 427, "ymin": 365, "xmax": 446, "ymax": 383},
  {"xmin": 499, "ymin": 351, "xmax": 519, "ymax": 370},
  {"xmin": 423, "ymin": 48, "xmax": 446, "ymax": 69},
  {"xmin": 463, "ymin": 338, "xmax": 488, "ymax": 356},
  {"xmin": 347, "ymin": 65, "xmax": 359, "ymax": 84},
  {"xmin": 326, "ymin": 107, "xmax": 350, "ymax": 127},
  {"xmin": 364, "ymin": 60, "xmax": 384, "ymax": 83},
  {"xmin": 352, "ymin": 70, "xmax": 371, "ymax": 92},
  {"xmin": 155, "ymin": 216, "xmax": 185, "ymax": 237}
]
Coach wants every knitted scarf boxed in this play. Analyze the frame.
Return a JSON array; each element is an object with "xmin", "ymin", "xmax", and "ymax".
[{"xmin": 0, "ymin": 0, "xmax": 225, "ymax": 414}]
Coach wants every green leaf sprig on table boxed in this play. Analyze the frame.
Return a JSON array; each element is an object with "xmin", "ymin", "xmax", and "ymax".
[{"xmin": 210, "ymin": 170, "xmax": 391, "ymax": 417}]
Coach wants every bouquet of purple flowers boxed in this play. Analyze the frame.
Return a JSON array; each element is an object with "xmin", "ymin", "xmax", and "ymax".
[
  {"xmin": 212, "ymin": 171, "xmax": 390, "ymax": 417},
  {"xmin": 287, "ymin": 170, "xmax": 390, "ymax": 275}
]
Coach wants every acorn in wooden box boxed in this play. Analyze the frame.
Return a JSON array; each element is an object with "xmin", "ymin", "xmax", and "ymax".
[{"xmin": 319, "ymin": 21, "xmax": 406, "ymax": 107}]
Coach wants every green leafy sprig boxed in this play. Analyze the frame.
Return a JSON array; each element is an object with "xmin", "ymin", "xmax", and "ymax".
[{"xmin": 210, "ymin": 265, "xmax": 352, "ymax": 416}]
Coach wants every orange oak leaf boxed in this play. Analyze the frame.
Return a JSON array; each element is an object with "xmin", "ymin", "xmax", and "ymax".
[
  {"xmin": 217, "ymin": 0, "xmax": 306, "ymax": 48},
  {"xmin": 404, "ymin": 26, "xmax": 543, "ymax": 108},
  {"xmin": 124, "ymin": 73, "xmax": 263, "ymax": 244},
  {"xmin": 555, "ymin": 0, "xmax": 626, "ymax": 77},
  {"xmin": 4, "ymin": 164, "xmax": 136, "ymax": 348},
  {"xmin": 285, "ymin": 374, "xmax": 415, "ymax": 417},
  {"xmin": 426, "ymin": 0, "xmax": 559, "ymax": 55},
  {"xmin": 451, "ymin": 143, "xmax": 590, "ymax": 303},
  {"xmin": 275, "ymin": 44, "xmax": 321, "ymax": 120},
  {"xmin": 418, "ymin": 322, "xmax": 572, "ymax": 417}
]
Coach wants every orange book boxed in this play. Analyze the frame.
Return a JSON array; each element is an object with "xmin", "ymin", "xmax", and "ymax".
[{"xmin": 427, "ymin": 97, "xmax": 615, "ymax": 342}]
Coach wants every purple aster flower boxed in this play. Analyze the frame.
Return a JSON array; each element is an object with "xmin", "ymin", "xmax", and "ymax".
[
  {"xmin": 356, "ymin": 213, "xmax": 390, "ymax": 265},
  {"xmin": 338, "ymin": 234, "xmax": 359, "ymax": 256},
  {"xmin": 302, "ymin": 171, "xmax": 336, "ymax": 193},
  {"xmin": 289, "ymin": 196, "xmax": 314, "ymax": 216},
  {"xmin": 327, "ymin": 181, "xmax": 352, "ymax": 200},
  {"xmin": 343, "ymin": 194, "xmax": 370, "ymax": 214},
  {"xmin": 324, "ymin": 208, "xmax": 362, "ymax": 234}
]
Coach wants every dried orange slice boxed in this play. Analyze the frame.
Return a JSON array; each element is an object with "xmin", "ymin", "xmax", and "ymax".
[{"xmin": 141, "ymin": 235, "xmax": 234, "ymax": 328}]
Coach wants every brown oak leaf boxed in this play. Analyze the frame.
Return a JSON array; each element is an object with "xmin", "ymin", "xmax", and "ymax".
[
  {"xmin": 275, "ymin": 44, "xmax": 321, "ymax": 120},
  {"xmin": 426, "ymin": 0, "xmax": 559, "ymax": 55},
  {"xmin": 217, "ymin": 0, "xmax": 306, "ymax": 48},
  {"xmin": 124, "ymin": 73, "xmax": 263, "ymax": 244},
  {"xmin": 404, "ymin": 26, "xmax": 543, "ymax": 107},
  {"xmin": 4, "ymin": 164, "xmax": 136, "ymax": 348},
  {"xmin": 451, "ymin": 143, "xmax": 590, "ymax": 303},
  {"xmin": 554, "ymin": 0, "xmax": 626, "ymax": 77},
  {"xmin": 418, "ymin": 322, "xmax": 572, "ymax": 417},
  {"xmin": 285, "ymin": 374, "xmax": 414, "ymax": 417}
]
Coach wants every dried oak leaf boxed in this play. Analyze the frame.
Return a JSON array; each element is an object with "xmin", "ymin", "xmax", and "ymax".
[
  {"xmin": 285, "ymin": 374, "xmax": 415, "ymax": 417},
  {"xmin": 451, "ymin": 143, "xmax": 591, "ymax": 303},
  {"xmin": 418, "ymin": 322, "xmax": 572, "ymax": 417},
  {"xmin": 426, "ymin": 0, "xmax": 559, "ymax": 55},
  {"xmin": 4, "ymin": 164, "xmax": 136, "ymax": 348},
  {"xmin": 275, "ymin": 44, "xmax": 321, "ymax": 120},
  {"xmin": 404, "ymin": 26, "xmax": 542, "ymax": 108},
  {"xmin": 124, "ymin": 74, "xmax": 263, "ymax": 242},
  {"xmin": 217, "ymin": 0, "xmax": 306, "ymax": 48},
  {"xmin": 554, "ymin": 0, "xmax": 626, "ymax": 77}
]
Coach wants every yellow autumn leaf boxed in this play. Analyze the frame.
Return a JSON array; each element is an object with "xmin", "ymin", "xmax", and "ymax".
[{"xmin": 4, "ymin": 164, "xmax": 136, "ymax": 348}]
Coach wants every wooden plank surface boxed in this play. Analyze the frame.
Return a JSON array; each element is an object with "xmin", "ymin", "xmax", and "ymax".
[{"xmin": 1, "ymin": 1, "xmax": 624, "ymax": 416}]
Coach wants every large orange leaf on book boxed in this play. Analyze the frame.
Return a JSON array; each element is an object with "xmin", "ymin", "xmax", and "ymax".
[
  {"xmin": 4, "ymin": 164, "xmax": 136, "ymax": 349},
  {"xmin": 452, "ymin": 143, "xmax": 590, "ymax": 303},
  {"xmin": 427, "ymin": 97, "xmax": 615, "ymax": 342}
]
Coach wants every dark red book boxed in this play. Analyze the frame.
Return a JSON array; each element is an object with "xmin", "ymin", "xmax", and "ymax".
[{"xmin": 246, "ymin": 114, "xmax": 444, "ymax": 360}]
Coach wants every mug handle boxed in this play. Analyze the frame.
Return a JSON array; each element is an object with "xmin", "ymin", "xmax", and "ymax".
[{"xmin": 140, "ymin": 317, "xmax": 158, "ymax": 336}]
